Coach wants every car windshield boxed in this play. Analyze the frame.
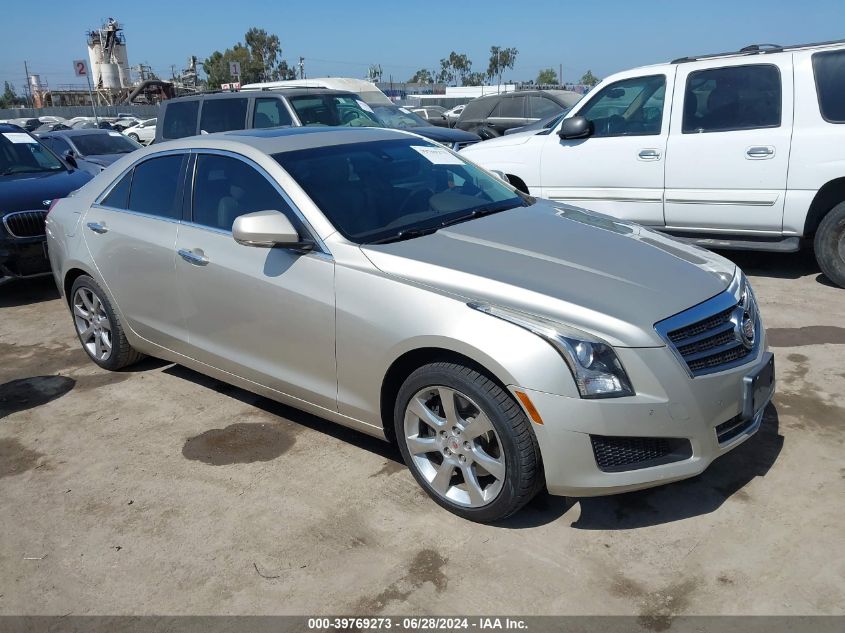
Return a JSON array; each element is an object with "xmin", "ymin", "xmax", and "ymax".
[
  {"xmin": 288, "ymin": 95, "xmax": 382, "ymax": 128},
  {"xmin": 71, "ymin": 133, "xmax": 139, "ymax": 156},
  {"xmin": 371, "ymin": 106, "xmax": 430, "ymax": 129},
  {"xmin": 0, "ymin": 131, "xmax": 65, "ymax": 175},
  {"xmin": 274, "ymin": 138, "xmax": 529, "ymax": 244}
]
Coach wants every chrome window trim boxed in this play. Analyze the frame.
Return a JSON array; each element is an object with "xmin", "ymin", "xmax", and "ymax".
[
  {"xmin": 88, "ymin": 205, "xmax": 182, "ymax": 225},
  {"xmin": 94, "ymin": 148, "xmax": 190, "ymax": 207},
  {"xmin": 188, "ymin": 148, "xmax": 330, "ymax": 256}
]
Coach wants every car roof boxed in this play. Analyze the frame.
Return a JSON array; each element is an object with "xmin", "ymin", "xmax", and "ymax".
[
  {"xmin": 165, "ymin": 88, "xmax": 356, "ymax": 103},
  {"xmin": 148, "ymin": 126, "xmax": 418, "ymax": 155},
  {"xmin": 0, "ymin": 123, "xmax": 28, "ymax": 133}
]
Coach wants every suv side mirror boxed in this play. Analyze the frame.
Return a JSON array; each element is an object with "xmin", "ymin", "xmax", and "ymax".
[
  {"xmin": 558, "ymin": 116, "xmax": 594, "ymax": 140},
  {"xmin": 232, "ymin": 210, "xmax": 313, "ymax": 251}
]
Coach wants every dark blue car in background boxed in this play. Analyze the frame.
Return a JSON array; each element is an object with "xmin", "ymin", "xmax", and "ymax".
[{"xmin": 1, "ymin": 124, "xmax": 92, "ymax": 286}]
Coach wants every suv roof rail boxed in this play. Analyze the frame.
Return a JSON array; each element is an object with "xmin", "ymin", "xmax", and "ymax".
[{"xmin": 671, "ymin": 38, "xmax": 845, "ymax": 64}]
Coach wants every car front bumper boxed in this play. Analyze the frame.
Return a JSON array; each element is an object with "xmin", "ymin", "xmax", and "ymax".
[
  {"xmin": 513, "ymin": 339, "xmax": 775, "ymax": 497},
  {"xmin": 0, "ymin": 237, "xmax": 52, "ymax": 286}
]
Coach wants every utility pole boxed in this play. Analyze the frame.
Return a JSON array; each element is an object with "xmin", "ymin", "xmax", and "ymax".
[{"xmin": 23, "ymin": 61, "xmax": 31, "ymax": 108}]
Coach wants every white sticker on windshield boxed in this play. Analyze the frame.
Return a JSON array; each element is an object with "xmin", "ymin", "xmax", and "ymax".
[
  {"xmin": 355, "ymin": 100, "xmax": 374, "ymax": 113},
  {"xmin": 399, "ymin": 108, "xmax": 411, "ymax": 114},
  {"xmin": 108, "ymin": 131, "xmax": 122, "ymax": 137},
  {"xmin": 410, "ymin": 145, "xmax": 464, "ymax": 165},
  {"xmin": 3, "ymin": 132, "xmax": 37, "ymax": 144}
]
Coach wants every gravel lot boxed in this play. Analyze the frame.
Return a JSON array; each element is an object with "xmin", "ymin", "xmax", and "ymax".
[{"xmin": 1, "ymin": 250, "xmax": 843, "ymax": 620}]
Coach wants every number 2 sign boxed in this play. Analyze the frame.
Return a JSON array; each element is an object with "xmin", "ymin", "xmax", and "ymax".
[{"xmin": 73, "ymin": 60, "xmax": 88, "ymax": 77}]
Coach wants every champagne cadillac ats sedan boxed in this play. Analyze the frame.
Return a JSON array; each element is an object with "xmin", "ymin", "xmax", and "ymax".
[{"xmin": 46, "ymin": 127, "xmax": 775, "ymax": 522}]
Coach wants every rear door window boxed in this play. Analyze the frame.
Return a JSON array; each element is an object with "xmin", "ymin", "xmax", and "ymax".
[
  {"xmin": 162, "ymin": 100, "xmax": 199, "ymax": 139},
  {"xmin": 199, "ymin": 98, "xmax": 249, "ymax": 134},
  {"xmin": 682, "ymin": 64, "xmax": 781, "ymax": 133},
  {"xmin": 491, "ymin": 96, "xmax": 525, "ymax": 118},
  {"xmin": 254, "ymin": 98, "xmax": 293, "ymax": 128},
  {"xmin": 127, "ymin": 155, "xmax": 185, "ymax": 219},
  {"xmin": 813, "ymin": 50, "xmax": 845, "ymax": 123}
]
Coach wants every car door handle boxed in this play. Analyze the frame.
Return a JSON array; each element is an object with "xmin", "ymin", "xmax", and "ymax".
[
  {"xmin": 638, "ymin": 149, "xmax": 662, "ymax": 161},
  {"xmin": 746, "ymin": 146, "xmax": 775, "ymax": 159},
  {"xmin": 177, "ymin": 248, "xmax": 209, "ymax": 266},
  {"xmin": 86, "ymin": 221, "xmax": 108, "ymax": 234}
]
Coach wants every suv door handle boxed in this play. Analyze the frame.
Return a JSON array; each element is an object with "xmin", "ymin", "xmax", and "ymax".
[
  {"xmin": 86, "ymin": 221, "xmax": 108, "ymax": 234},
  {"xmin": 177, "ymin": 248, "xmax": 209, "ymax": 266},
  {"xmin": 638, "ymin": 149, "xmax": 661, "ymax": 161},
  {"xmin": 746, "ymin": 146, "xmax": 775, "ymax": 159}
]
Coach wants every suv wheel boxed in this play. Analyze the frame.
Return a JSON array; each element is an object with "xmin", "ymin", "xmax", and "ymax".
[
  {"xmin": 814, "ymin": 201, "xmax": 845, "ymax": 288},
  {"xmin": 70, "ymin": 275, "xmax": 145, "ymax": 370},
  {"xmin": 394, "ymin": 362, "xmax": 542, "ymax": 522}
]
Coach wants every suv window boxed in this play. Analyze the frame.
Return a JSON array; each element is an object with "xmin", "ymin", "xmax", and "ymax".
[
  {"xmin": 127, "ymin": 155, "xmax": 184, "ymax": 219},
  {"xmin": 683, "ymin": 64, "xmax": 781, "ymax": 134},
  {"xmin": 460, "ymin": 97, "xmax": 496, "ymax": 121},
  {"xmin": 199, "ymin": 98, "xmax": 249, "ymax": 134},
  {"xmin": 528, "ymin": 95, "xmax": 561, "ymax": 118},
  {"xmin": 491, "ymin": 96, "xmax": 525, "ymax": 118},
  {"xmin": 162, "ymin": 100, "xmax": 199, "ymax": 139},
  {"xmin": 192, "ymin": 154, "xmax": 296, "ymax": 232},
  {"xmin": 578, "ymin": 75, "xmax": 666, "ymax": 137},
  {"xmin": 102, "ymin": 170, "xmax": 132, "ymax": 209},
  {"xmin": 254, "ymin": 98, "xmax": 293, "ymax": 128},
  {"xmin": 812, "ymin": 50, "xmax": 845, "ymax": 123}
]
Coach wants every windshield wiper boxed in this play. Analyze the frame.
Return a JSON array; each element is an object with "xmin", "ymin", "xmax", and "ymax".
[
  {"xmin": 365, "ymin": 226, "xmax": 440, "ymax": 245},
  {"xmin": 439, "ymin": 200, "xmax": 523, "ymax": 229}
]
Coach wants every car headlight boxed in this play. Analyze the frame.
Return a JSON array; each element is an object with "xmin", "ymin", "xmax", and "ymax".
[{"xmin": 469, "ymin": 302, "xmax": 634, "ymax": 398}]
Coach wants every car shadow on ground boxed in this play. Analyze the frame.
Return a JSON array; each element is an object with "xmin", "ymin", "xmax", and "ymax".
[
  {"xmin": 0, "ymin": 276, "xmax": 59, "ymax": 307},
  {"xmin": 162, "ymin": 364, "xmax": 404, "ymax": 466},
  {"xmin": 717, "ymin": 248, "xmax": 835, "ymax": 286},
  {"xmin": 569, "ymin": 403, "xmax": 783, "ymax": 530}
]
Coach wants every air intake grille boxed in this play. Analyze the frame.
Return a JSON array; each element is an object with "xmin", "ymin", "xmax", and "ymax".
[
  {"xmin": 590, "ymin": 435, "xmax": 692, "ymax": 473},
  {"xmin": 3, "ymin": 210, "xmax": 48, "ymax": 238},
  {"xmin": 655, "ymin": 283, "xmax": 759, "ymax": 377}
]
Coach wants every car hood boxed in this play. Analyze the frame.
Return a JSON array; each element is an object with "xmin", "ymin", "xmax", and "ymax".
[
  {"xmin": 460, "ymin": 132, "xmax": 535, "ymax": 152},
  {"xmin": 0, "ymin": 169, "xmax": 92, "ymax": 214},
  {"xmin": 408, "ymin": 127, "xmax": 481, "ymax": 143},
  {"xmin": 361, "ymin": 201, "xmax": 736, "ymax": 347}
]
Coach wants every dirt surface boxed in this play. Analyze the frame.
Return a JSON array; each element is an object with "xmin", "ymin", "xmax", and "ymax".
[{"xmin": 0, "ymin": 250, "xmax": 843, "ymax": 618}]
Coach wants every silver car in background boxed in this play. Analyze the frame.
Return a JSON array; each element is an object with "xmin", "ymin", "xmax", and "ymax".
[{"xmin": 46, "ymin": 127, "xmax": 775, "ymax": 522}]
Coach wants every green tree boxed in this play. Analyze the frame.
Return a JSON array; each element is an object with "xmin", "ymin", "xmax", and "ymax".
[
  {"xmin": 580, "ymin": 70, "xmax": 600, "ymax": 87},
  {"xmin": 463, "ymin": 72, "xmax": 486, "ymax": 87},
  {"xmin": 487, "ymin": 46, "xmax": 519, "ymax": 85},
  {"xmin": 0, "ymin": 81, "xmax": 19, "ymax": 108},
  {"xmin": 203, "ymin": 28, "xmax": 296, "ymax": 89},
  {"xmin": 537, "ymin": 68, "xmax": 558, "ymax": 85},
  {"xmin": 437, "ymin": 57, "xmax": 456, "ymax": 85},
  {"xmin": 448, "ymin": 51, "xmax": 472, "ymax": 86},
  {"xmin": 408, "ymin": 69, "xmax": 434, "ymax": 84}
]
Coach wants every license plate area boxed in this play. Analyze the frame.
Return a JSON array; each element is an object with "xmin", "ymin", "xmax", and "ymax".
[{"xmin": 742, "ymin": 352, "xmax": 775, "ymax": 421}]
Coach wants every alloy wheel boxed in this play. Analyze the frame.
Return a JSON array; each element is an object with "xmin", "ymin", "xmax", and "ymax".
[
  {"xmin": 403, "ymin": 386, "xmax": 506, "ymax": 508},
  {"xmin": 73, "ymin": 287, "xmax": 113, "ymax": 362}
]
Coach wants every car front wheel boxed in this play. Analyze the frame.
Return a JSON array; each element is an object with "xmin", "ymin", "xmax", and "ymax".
[{"xmin": 394, "ymin": 362, "xmax": 543, "ymax": 522}]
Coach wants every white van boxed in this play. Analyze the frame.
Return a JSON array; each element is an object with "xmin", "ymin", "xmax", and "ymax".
[
  {"xmin": 240, "ymin": 77, "xmax": 393, "ymax": 106},
  {"xmin": 461, "ymin": 40, "xmax": 845, "ymax": 287}
]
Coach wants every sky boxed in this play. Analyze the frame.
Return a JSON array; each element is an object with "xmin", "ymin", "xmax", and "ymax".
[{"xmin": 1, "ymin": 0, "xmax": 844, "ymax": 90}]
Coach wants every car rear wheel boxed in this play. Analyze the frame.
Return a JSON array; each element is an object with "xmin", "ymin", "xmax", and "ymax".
[
  {"xmin": 814, "ymin": 201, "xmax": 845, "ymax": 288},
  {"xmin": 127, "ymin": 133, "xmax": 140, "ymax": 142},
  {"xmin": 394, "ymin": 362, "xmax": 542, "ymax": 522},
  {"xmin": 70, "ymin": 275, "xmax": 145, "ymax": 370}
]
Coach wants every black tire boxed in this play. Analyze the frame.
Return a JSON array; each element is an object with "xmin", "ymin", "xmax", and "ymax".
[
  {"xmin": 814, "ymin": 201, "xmax": 845, "ymax": 288},
  {"xmin": 69, "ymin": 275, "xmax": 145, "ymax": 370},
  {"xmin": 127, "ymin": 133, "xmax": 139, "ymax": 142},
  {"xmin": 394, "ymin": 362, "xmax": 543, "ymax": 522}
]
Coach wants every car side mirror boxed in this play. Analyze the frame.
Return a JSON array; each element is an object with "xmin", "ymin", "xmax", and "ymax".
[
  {"xmin": 558, "ymin": 116, "xmax": 594, "ymax": 140},
  {"xmin": 62, "ymin": 150, "xmax": 78, "ymax": 168},
  {"xmin": 232, "ymin": 210, "xmax": 313, "ymax": 251}
]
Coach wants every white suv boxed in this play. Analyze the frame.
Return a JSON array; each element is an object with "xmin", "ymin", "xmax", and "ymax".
[{"xmin": 461, "ymin": 41, "xmax": 845, "ymax": 287}]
